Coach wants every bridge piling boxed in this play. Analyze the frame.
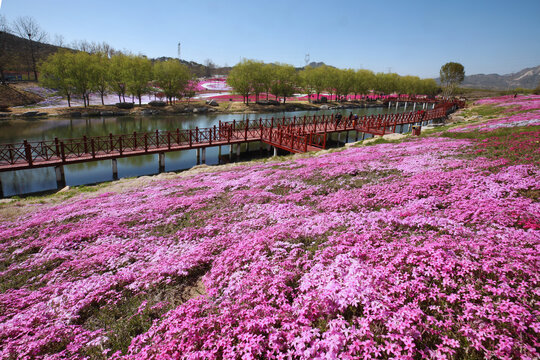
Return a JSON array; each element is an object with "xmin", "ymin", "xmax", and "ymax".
[
  {"xmin": 112, "ymin": 159, "xmax": 118, "ymax": 180},
  {"xmin": 273, "ymin": 146, "xmax": 277, "ymax": 157},
  {"xmin": 0, "ymin": 177, "xmax": 4, "ymax": 198},
  {"xmin": 55, "ymin": 165, "xmax": 66, "ymax": 189},
  {"xmin": 355, "ymin": 131, "xmax": 359, "ymax": 142},
  {"xmin": 158, "ymin": 153, "xmax": 165, "ymax": 173},
  {"xmin": 236, "ymin": 144, "xmax": 241, "ymax": 157},
  {"xmin": 396, "ymin": 102, "xmax": 399, "ymax": 110},
  {"xmin": 413, "ymin": 102, "xmax": 416, "ymax": 111},
  {"xmin": 404, "ymin": 102, "xmax": 407, "ymax": 111},
  {"xmin": 201, "ymin": 148, "xmax": 206, "ymax": 164},
  {"xmin": 196, "ymin": 149, "xmax": 200, "ymax": 164}
]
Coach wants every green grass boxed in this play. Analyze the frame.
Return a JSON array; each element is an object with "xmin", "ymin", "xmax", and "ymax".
[{"xmin": 460, "ymin": 105, "xmax": 510, "ymax": 119}]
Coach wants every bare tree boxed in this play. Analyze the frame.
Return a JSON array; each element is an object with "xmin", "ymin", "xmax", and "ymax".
[
  {"xmin": 14, "ymin": 16, "xmax": 47, "ymax": 81},
  {"xmin": 0, "ymin": 15, "xmax": 11, "ymax": 84},
  {"xmin": 52, "ymin": 34, "xmax": 65, "ymax": 47},
  {"xmin": 204, "ymin": 59, "xmax": 216, "ymax": 78}
]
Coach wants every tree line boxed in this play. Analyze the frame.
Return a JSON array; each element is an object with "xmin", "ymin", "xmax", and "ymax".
[
  {"xmin": 227, "ymin": 59, "xmax": 440, "ymax": 104},
  {"xmin": 39, "ymin": 50, "xmax": 193, "ymax": 107}
]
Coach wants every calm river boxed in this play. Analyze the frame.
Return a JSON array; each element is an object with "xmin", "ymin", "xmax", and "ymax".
[{"xmin": 0, "ymin": 106, "xmax": 406, "ymax": 197}]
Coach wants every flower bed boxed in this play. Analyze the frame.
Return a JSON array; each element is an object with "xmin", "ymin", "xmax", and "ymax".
[{"xmin": 0, "ymin": 97, "xmax": 539, "ymax": 359}]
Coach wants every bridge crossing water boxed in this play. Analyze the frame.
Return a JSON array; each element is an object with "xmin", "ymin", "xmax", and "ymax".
[{"xmin": 0, "ymin": 100, "xmax": 463, "ymax": 197}]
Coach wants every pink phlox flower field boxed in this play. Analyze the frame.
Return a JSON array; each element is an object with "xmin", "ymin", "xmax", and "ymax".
[{"xmin": 0, "ymin": 96, "xmax": 539, "ymax": 359}]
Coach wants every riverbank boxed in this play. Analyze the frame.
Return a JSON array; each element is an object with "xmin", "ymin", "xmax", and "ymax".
[
  {"xmin": 1, "ymin": 95, "xmax": 538, "ymax": 359},
  {"xmin": 0, "ymin": 100, "xmax": 385, "ymax": 119}
]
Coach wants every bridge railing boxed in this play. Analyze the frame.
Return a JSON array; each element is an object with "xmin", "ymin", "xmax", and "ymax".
[{"xmin": 0, "ymin": 101, "xmax": 465, "ymax": 167}]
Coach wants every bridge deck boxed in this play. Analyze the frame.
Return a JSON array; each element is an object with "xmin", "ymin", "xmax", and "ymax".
[{"xmin": 0, "ymin": 101, "xmax": 464, "ymax": 172}]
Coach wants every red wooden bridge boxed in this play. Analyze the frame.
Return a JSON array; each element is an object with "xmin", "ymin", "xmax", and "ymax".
[{"xmin": 0, "ymin": 101, "xmax": 463, "ymax": 174}]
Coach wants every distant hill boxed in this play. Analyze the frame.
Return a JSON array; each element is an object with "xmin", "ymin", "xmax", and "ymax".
[
  {"xmin": 1, "ymin": 32, "xmax": 230, "ymax": 79},
  {"xmin": 437, "ymin": 65, "xmax": 540, "ymax": 90},
  {"xmin": 0, "ymin": 31, "xmax": 66, "ymax": 77}
]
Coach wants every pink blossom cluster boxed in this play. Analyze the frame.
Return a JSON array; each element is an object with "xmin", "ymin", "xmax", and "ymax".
[
  {"xmin": 1, "ymin": 104, "xmax": 539, "ymax": 358},
  {"xmin": 452, "ymin": 95, "xmax": 540, "ymax": 132},
  {"xmin": 475, "ymin": 94, "xmax": 540, "ymax": 112}
]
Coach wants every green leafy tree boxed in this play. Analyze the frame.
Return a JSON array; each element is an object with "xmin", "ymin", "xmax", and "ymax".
[
  {"xmin": 39, "ymin": 50, "xmax": 75, "ymax": 107},
  {"xmin": 440, "ymin": 62, "xmax": 465, "ymax": 96},
  {"xmin": 90, "ymin": 52, "xmax": 110, "ymax": 105},
  {"xmin": 227, "ymin": 59, "xmax": 253, "ymax": 104},
  {"xmin": 126, "ymin": 55, "xmax": 153, "ymax": 106},
  {"xmin": 271, "ymin": 64, "xmax": 298, "ymax": 104},
  {"xmin": 70, "ymin": 51, "xmax": 95, "ymax": 107},
  {"xmin": 353, "ymin": 69, "xmax": 375, "ymax": 98},
  {"xmin": 154, "ymin": 59, "xmax": 191, "ymax": 105},
  {"xmin": 109, "ymin": 54, "xmax": 130, "ymax": 103}
]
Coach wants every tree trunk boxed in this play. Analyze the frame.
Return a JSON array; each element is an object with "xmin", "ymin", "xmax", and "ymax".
[
  {"xmin": 101, "ymin": 93, "xmax": 105, "ymax": 105},
  {"xmin": 138, "ymin": 95, "xmax": 142, "ymax": 106},
  {"xmin": 67, "ymin": 94, "xmax": 71, "ymax": 107}
]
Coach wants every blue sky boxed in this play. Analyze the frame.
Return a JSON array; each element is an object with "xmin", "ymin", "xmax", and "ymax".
[{"xmin": 1, "ymin": 0, "xmax": 539, "ymax": 78}]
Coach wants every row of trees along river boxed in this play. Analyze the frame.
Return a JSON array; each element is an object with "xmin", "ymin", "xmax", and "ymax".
[{"xmin": 39, "ymin": 52, "xmax": 441, "ymax": 108}]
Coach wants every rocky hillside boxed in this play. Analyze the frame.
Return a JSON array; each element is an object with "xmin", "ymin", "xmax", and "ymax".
[{"xmin": 444, "ymin": 65, "xmax": 540, "ymax": 90}]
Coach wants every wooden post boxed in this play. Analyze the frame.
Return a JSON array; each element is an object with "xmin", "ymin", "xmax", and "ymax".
[
  {"xmin": 144, "ymin": 133, "xmax": 148, "ymax": 152},
  {"xmin": 55, "ymin": 138, "xmax": 60, "ymax": 158},
  {"xmin": 201, "ymin": 148, "xmax": 206, "ymax": 164},
  {"xmin": 273, "ymin": 146, "xmax": 277, "ymax": 157},
  {"xmin": 0, "ymin": 177, "xmax": 3, "ymax": 199},
  {"xmin": 133, "ymin": 132, "xmax": 138, "ymax": 150},
  {"xmin": 55, "ymin": 165, "xmax": 66, "ymax": 189},
  {"xmin": 83, "ymin": 136, "xmax": 88, "ymax": 154},
  {"xmin": 23, "ymin": 140, "xmax": 33, "ymax": 166},
  {"xmin": 118, "ymin": 136, "xmax": 123, "ymax": 155},
  {"xmin": 156, "ymin": 130, "xmax": 160, "ymax": 148},
  {"xmin": 245, "ymin": 119, "xmax": 249, "ymax": 140},
  {"xmin": 159, "ymin": 152, "xmax": 165, "ymax": 172},
  {"xmin": 236, "ymin": 143, "xmax": 241, "ymax": 157},
  {"xmin": 196, "ymin": 148, "xmax": 200, "ymax": 164},
  {"xmin": 60, "ymin": 142, "xmax": 66, "ymax": 162},
  {"xmin": 112, "ymin": 158, "xmax": 118, "ymax": 180}
]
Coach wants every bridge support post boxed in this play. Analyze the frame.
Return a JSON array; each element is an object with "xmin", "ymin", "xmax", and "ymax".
[
  {"xmin": 413, "ymin": 102, "xmax": 416, "ymax": 111},
  {"xmin": 337, "ymin": 133, "xmax": 341, "ymax": 145},
  {"xmin": 388, "ymin": 101, "xmax": 391, "ymax": 109},
  {"xmin": 196, "ymin": 149, "xmax": 200, "ymax": 165},
  {"xmin": 345, "ymin": 131, "xmax": 349, "ymax": 143},
  {"xmin": 273, "ymin": 146, "xmax": 277, "ymax": 157},
  {"xmin": 355, "ymin": 131, "xmax": 359, "ymax": 142},
  {"xmin": 361, "ymin": 132, "xmax": 366, "ymax": 141},
  {"xmin": 112, "ymin": 159, "xmax": 118, "ymax": 180},
  {"xmin": 158, "ymin": 153, "xmax": 165, "ymax": 173},
  {"xmin": 0, "ymin": 177, "xmax": 3, "ymax": 199},
  {"xmin": 432, "ymin": 103, "xmax": 435, "ymax": 109},
  {"xmin": 396, "ymin": 102, "xmax": 399, "ymax": 110},
  {"xmin": 55, "ymin": 165, "xmax": 66, "ymax": 189},
  {"xmin": 404, "ymin": 102, "xmax": 407, "ymax": 111},
  {"xmin": 201, "ymin": 148, "xmax": 206, "ymax": 164},
  {"xmin": 229, "ymin": 145, "xmax": 233, "ymax": 159},
  {"xmin": 423, "ymin": 103, "xmax": 426, "ymax": 110},
  {"xmin": 236, "ymin": 144, "xmax": 241, "ymax": 157}
]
